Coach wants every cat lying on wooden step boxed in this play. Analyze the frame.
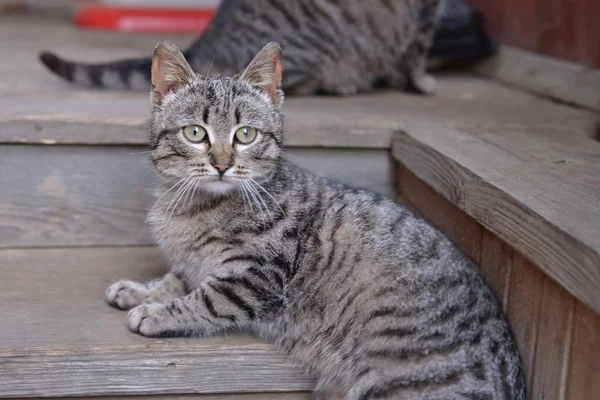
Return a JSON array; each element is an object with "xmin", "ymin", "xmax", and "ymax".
[
  {"xmin": 40, "ymin": 0, "xmax": 445, "ymax": 96},
  {"xmin": 105, "ymin": 40, "xmax": 526, "ymax": 399}
]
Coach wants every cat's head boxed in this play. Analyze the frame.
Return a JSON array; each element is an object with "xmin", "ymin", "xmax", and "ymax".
[{"xmin": 148, "ymin": 41, "xmax": 284, "ymax": 197}]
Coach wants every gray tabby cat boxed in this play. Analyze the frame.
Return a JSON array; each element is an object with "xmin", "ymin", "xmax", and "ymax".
[
  {"xmin": 106, "ymin": 41, "xmax": 526, "ymax": 399},
  {"xmin": 41, "ymin": 0, "xmax": 444, "ymax": 95}
]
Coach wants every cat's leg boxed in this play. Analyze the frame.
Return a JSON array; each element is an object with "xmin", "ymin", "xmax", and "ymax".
[
  {"xmin": 402, "ymin": 0, "xmax": 446, "ymax": 95},
  {"xmin": 106, "ymin": 272, "xmax": 185, "ymax": 311},
  {"xmin": 126, "ymin": 267, "xmax": 284, "ymax": 338}
]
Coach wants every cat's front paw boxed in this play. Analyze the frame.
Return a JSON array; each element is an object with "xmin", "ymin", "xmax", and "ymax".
[
  {"xmin": 410, "ymin": 73, "xmax": 438, "ymax": 95},
  {"xmin": 106, "ymin": 280, "xmax": 147, "ymax": 310},
  {"xmin": 127, "ymin": 303, "xmax": 178, "ymax": 337}
]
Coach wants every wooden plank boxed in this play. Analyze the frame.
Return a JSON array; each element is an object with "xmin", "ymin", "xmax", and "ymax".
[
  {"xmin": 535, "ymin": 0, "xmax": 581, "ymax": 66},
  {"xmin": 397, "ymin": 166, "xmax": 482, "ymax": 263},
  {"xmin": 392, "ymin": 130, "xmax": 600, "ymax": 314},
  {"xmin": 0, "ymin": 145, "xmax": 156, "ymax": 248},
  {"xmin": 1, "ymin": 10, "xmax": 595, "ymax": 147},
  {"xmin": 531, "ymin": 276, "xmax": 575, "ymax": 400},
  {"xmin": 0, "ymin": 247, "xmax": 314, "ymax": 398},
  {"xmin": 65, "ymin": 394, "xmax": 312, "ymax": 400},
  {"xmin": 473, "ymin": 45, "xmax": 600, "ymax": 111},
  {"xmin": 0, "ymin": 102, "xmax": 396, "ymax": 149},
  {"xmin": 503, "ymin": 0, "xmax": 538, "ymax": 52},
  {"xmin": 567, "ymin": 301, "xmax": 600, "ymax": 400},
  {"xmin": 582, "ymin": 0, "xmax": 600, "ymax": 68},
  {"xmin": 505, "ymin": 255, "xmax": 545, "ymax": 394},
  {"xmin": 0, "ymin": 146, "xmax": 394, "ymax": 248},
  {"xmin": 479, "ymin": 229, "xmax": 512, "ymax": 310}
]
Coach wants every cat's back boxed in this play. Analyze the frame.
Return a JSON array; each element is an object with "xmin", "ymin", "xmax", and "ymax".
[{"xmin": 276, "ymin": 165, "xmax": 525, "ymax": 399}]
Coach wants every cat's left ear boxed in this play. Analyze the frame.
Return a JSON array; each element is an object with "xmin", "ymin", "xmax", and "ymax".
[
  {"xmin": 240, "ymin": 42, "xmax": 283, "ymax": 106},
  {"xmin": 151, "ymin": 41, "xmax": 195, "ymax": 106}
]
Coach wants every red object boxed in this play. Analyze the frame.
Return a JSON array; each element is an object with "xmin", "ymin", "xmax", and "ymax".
[{"xmin": 74, "ymin": 4, "xmax": 216, "ymax": 33}]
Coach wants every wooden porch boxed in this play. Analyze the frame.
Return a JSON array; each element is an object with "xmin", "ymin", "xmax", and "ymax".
[{"xmin": 1, "ymin": 4, "xmax": 599, "ymax": 400}]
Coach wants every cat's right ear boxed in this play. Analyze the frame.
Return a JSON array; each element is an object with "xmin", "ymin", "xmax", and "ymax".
[
  {"xmin": 240, "ymin": 42, "xmax": 283, "ymax": 106},
  {"xmin": 151, "ymin": 41, "xmax": 195, "ymax": 106}
]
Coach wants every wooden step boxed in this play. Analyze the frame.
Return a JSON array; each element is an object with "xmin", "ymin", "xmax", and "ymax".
[
  {"xmin": 1, "ymin": 6, "xmax": 599, "ymax": 399},
  {"xmin": 0, "ymin": 246, "xmax": 314, "ymax": 398}
]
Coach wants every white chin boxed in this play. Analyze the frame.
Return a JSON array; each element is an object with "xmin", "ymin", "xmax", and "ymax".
[{"xmin": 205, "ymin": 180, "xmax": 236, "ymax": 195}]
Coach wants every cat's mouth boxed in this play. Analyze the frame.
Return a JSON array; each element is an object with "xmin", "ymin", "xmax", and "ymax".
[{"xmin": 203, "ymin": 177, "xmax": 237, "ymax": 195}]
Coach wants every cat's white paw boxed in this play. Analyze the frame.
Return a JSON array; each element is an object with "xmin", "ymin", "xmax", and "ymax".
[
  {"xmin": 127, "ymin": 302, "xmax": 174, "ymax": 337},
  {"xmin": 411, "ymin": 74, "xmax": 438, "ymax": 95},
  {"xmin": 106, "ymin": 280, "xmax": 147, "ymax": 310}
]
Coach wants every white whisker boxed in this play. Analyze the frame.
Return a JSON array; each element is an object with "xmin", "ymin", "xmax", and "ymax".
[
  {"xmin": 154, "ymin": 176, "xmax": 188, "ymax": 208},
  {"xmin": 184, "ymin": 179, "xmax": 200, "ymax": 208},
  {"xmin": 169, "ymin": 178, "xmax": 196, "ymax": 219},
  {"xmin": 206, "ymin": 56, "xmax": 216, "ymax": 76},
  {"xmin": 238, "ymin": 182, "xmax": 251, "ymax": 216},
  {"xmin": 242, "ymin": 181, "xmax": 258, "ymax": 215},
  {"xmin": 279, "ymin": 151, "xmax": 303, "ymax": 162},
  {"xmin": 182, "ymin": 178, "xmax": 198, "ymax": 211},
  {"xmin": 244, "ymin": 181, "xmax": 265, "ymax": 220},
  {"xmin": 247, "ymin": 180, "xmax": 272, "ymax": 221},
  {"xmin": 249, "ymin": 177, "xmax": 285, "ymax": 216},
  {"xmin": 165, "ymin": 177, "xmax": 194, "ymax": 217}
]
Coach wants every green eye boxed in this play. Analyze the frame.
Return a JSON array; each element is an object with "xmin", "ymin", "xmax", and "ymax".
[
  {"xmin": 234, "ymin": 126, "xmax": 257, "ymax": 144},
  {"xmin": 183, "ymin": 125, "xmax": 207, "ymax": 143}
]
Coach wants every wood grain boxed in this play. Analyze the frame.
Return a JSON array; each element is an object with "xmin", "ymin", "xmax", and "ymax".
[
  {"xmin": 473, "ymin": 45, "xmax": 600, "ymax": 111},
  {"xmin": 567, "ymin": 301, "xmax": 600, "ymax": 400},
  {"xmin": 0, "ymin": 146, "xmax": 394, "ymax": 248},
  {"xmin": 397, "ymin": 166, "xmax": 482, "ymax": 263},
  {"xmin": 479, "ymin": 229, "xmax": 513, "ymax": 310},
  {"xmin": 392, "ymin": 130, "xmax": 600, "ymax": 314},
  {"xmin": 530, "ymin": 277, "xmax": 575, "ymax": 400},
  {"xmin": 505, "ymin": 256, "xmax": 545, "ymax": 395},
  {"xmin": 0, "ymin": 247, "xmax": 314, "ymax": 398},
  {"xmin": 468, "ymin": 0, "xmax": 600, "ymax": 68},
  {"xmin": 0, "ymin": 145, "xmax": 156, "ymax": 248},
  {"xmin": 65, "ymin": 394, "xmax": 311, "ymax": 400}
]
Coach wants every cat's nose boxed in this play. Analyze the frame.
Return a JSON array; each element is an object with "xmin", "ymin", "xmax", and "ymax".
[{"xmin": 213, "ymin": 163, "xmax": 231, "ymax": 176}]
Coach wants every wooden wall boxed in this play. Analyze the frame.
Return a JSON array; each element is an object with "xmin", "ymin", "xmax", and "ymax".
[
  {"xmin": 398, "ymin": 165, "xmax": 600, "ymax": 399},
  {"xmin": 468, "ymin": 0, "xmax": 600, "ymax": 68}
]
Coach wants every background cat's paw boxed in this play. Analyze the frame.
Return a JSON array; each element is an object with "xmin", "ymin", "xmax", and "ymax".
[
  {"xmin": 127, "ymin": 302, "xmax": 175, "ymax": 337},
  {"xmin": 106, "ymin": 280, "xmax": 147, "ymax": 310},
  {"xmin": 410, "ymin": 74, "xmax": 438, "ymax": 95}
]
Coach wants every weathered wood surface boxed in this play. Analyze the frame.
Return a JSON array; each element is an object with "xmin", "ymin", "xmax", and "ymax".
[
  {"xmin": 468, "ymin": 0, "xmax": 600, "ymax": 69},
  {"xmin": 1, "ymin": 10, "xmax": 596, "ymax": 148},
  {"xmin": 392, "ymin": 129, "xmax": 600, "ymax": 314},
  {"xmin": 531, "ymin": 277, "xmax": 575, "ymax": 400},
  {"xmin": 66, "ymin": 394, "xmax": 311, "ymax": 400},
  {"xmin": 0, "ymin": 146, "xmax": 394, "ymax": 248},
  {"xmin": 397, "ymin": 166, "xmax": 482, "ymax": 264},
  {"xmin": 473, "ymin": 45, "xmax": 600, "ymax": 111},
  {"xmin": 567, "ymin": 301, "xmax": 600, "ymax": 400},
  {"xmin": 398, "ymin": 172, "xmax": 600, "ymax": 400},
  {"xmin": 479, "ymin": 229, "xmax": 512, "ymax": 310},
  {"xmin": 0, "ymin": 247, "xmax": 314, "ymax": 398},
  {"xmin": 504, "ymin": 255, "xmax": 545, "ymax": 394}
]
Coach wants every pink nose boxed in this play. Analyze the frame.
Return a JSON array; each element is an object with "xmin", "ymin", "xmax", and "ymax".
[{"xmin": 213, "ymin": 164, "xmax": 231, "ymax": 174}]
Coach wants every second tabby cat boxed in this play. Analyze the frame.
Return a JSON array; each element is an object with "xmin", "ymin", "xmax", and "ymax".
[
  {"xmin": 40, "ymin": 0, "xmax": 445, "ymax": 95},
  {"xmin": 105, "ymin": 41, "xmax": 526, "ymax": 399}
]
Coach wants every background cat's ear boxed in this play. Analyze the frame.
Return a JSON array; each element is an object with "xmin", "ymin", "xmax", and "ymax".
[
  {"xmin": 151, "ymin": 41, "xmax": 195, "ymax": 106},
  {"xmin": 240, "ymin": 42, "xmax": 283, "ymax": 106}
]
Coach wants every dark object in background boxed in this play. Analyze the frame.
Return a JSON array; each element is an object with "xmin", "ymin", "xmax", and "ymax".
[{"xmin": 429, "ymin": 0, "xmax": 496, "ymax": 68}]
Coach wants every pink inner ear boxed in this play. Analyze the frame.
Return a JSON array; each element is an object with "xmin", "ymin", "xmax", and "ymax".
[
  {"xmin": 271, "ymin": 57, "xmax": 282, "ymax": 103},
  {"xmin": 152, "ymin": 60, "xmax": 168, "ymax": 96}
]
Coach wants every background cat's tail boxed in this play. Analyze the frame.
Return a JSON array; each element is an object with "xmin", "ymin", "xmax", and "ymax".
[{"xmin": 39, "ymin": 51, "xmax": 152, "ymax": 90}]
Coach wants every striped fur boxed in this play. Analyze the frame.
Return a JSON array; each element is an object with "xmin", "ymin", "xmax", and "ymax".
[
  {"xmin": 106, "ymin": 42, "xmax": 526, "ymax": 399},
  {"xmin": 40, "ymin": 0, "xmax": 445, "ymax": 95}
]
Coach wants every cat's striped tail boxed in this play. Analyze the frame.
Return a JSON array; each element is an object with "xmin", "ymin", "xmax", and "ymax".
[{"xmin": 38, "ymin": 51, "xmax": 152, "ymax": 90}]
